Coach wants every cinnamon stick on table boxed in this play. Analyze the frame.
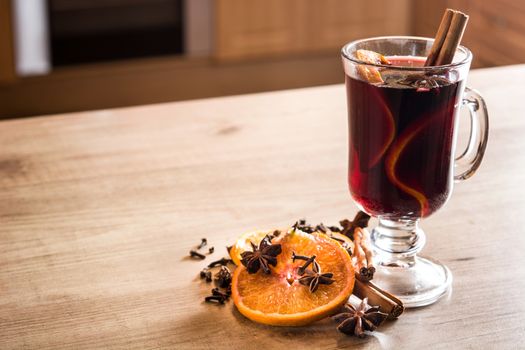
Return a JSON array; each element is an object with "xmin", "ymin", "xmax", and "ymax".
[
  {"xmin": 425, "ymin": 9, "xmax": 469, "ymax": 66},
  {"xmin": 354, "ymin": 227, "xmax": 375, "ymax": 281},
  {"xmin": 353, "ymin": 278, "xmax": 404, "ymax": 320}
]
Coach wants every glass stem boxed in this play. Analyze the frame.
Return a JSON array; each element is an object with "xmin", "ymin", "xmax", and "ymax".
[{"xmin": 370, "ymin": 218, "xmax": 426, "ymax": 268}]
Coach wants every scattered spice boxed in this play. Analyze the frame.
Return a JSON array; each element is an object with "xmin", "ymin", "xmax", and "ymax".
[
  {"xmin": 215, "ymin": 266, "xmax": 232, "ymax": 288},
  {"xmin": 353, "ymin": 227, "xmax": 375, "ymax": 281},
  {"xmin": 297, "ymin": 255, "xmax": 316, "ymax": 275},
  {"xmin": 359, "ymin": 266, "xmax": 376, "ymax": 282},
  {"xmin": 333, "ymin": 298, "xmax": 388, "ymax": 338},
  {"xmin": 340, "ymin": 211, "xmax": 371, "ymax": 239},
  {"xmin": 205, "ymin": 270, "xmax": 212, "ymax": 282},
  {"xmin": 211, "ymin": 287, "xmax": 229, "ymax": 299},
  {"xmin": 329, "ymin": 234, "xmax": 346, "ymax": 244},
  {"xmin": 199, "ymin": 267, "xmax": 213, "ymax": 282},
  {"xmin": 291, "ymin": 252, "xmax": 310, "ymax": 262},
  {"xmin": 315, "ymin": 223, "xmax": 328, "ymax": 233},
  {"xmin": 195, "ymin": 217, "xmax": 403, "ymax": 333},
  {"xmin": 290, "ymin": 212, "xmax": 370, "ymax": 239},
  {"xmin": 205, "ymin": 295, "xmax": 226, "ymax": 304},
  {"xmin": 342, "ymin": 242, "xmax": 353, "ymax": 256},
  {"xmin": 197, "ymin": 238, "xmax": 208, "ymax": 250},
  {"xmin": 293, "ymin": 219, "xmax": 315, "ymax": 233},
  {"xmin": 205, "ymin": 286, "xmax": 231, "ymax": 304},
  {"xmin": 240, "ymin": 235, "xmax": 282, "ymax": 274},
  {"xmin": 207, "ymin": 257, "xmax": 234, "ymax": 268},
  {"xmin": 190, "ymin": 250, "xmax": 206, "ymax": 260},
  {"xmin": 298, "ymin": 260, "xmax": 335, "ymax": 293},
  {"xmin": 199, "ymin": 257, "xmax": 234, "ymax": 284},
  {"xmin": 353, "ymin": 211, "xmax": 371, "ymax": 228},
  {"xmin": 328, "ymin": 225, "xmax": 342, "ymax": 233},
  {"xmin": 224, "ymin": 285, "xmax": 232, "ymax": 296}
]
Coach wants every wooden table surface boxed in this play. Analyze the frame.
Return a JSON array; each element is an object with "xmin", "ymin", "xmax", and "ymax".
[{"xmin": 1, "ymin": 64, "xmax": 525, "ymax": 349}]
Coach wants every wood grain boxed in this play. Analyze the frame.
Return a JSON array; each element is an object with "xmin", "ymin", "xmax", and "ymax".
[
  {"xmin": 214, "ymin": 0, "xmax": 412, "ymax": 61},
  {"xmin": 413, "ymin": 0, "xmax": 525, "ymax": 68},
  {"xmin": 1, "ymin": 65, "xmax": 525, "ymax": 349}
]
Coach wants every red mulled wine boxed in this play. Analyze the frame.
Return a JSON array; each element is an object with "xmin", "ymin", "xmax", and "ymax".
[{"xmin": 346, "ymin": 56, "xmax": 464, "ymax": 218}]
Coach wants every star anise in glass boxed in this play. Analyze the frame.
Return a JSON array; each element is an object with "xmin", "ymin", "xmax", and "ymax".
[
  {"xmin": 298, "ymin": 259, "xmax": 335, "ymax": 292},
  {"xmin": 240, "ymin": 235, "xmax": 282, "ymax": 274},
  {"xmin": 397, "ymin": 73, "xmax": 451, "ymax": 91},
  {"xmin": 333, "ymin": 298, "xmax": 388, "ymax": 338}
]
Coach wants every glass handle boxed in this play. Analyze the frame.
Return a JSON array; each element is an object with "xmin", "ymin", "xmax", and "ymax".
[{"xmin": 454, "ymin": 87, "xmax": 489, "ymax": 181}]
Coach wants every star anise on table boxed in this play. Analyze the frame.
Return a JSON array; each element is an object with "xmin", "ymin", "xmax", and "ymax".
[
  {"xmin": 333, "ymin": 298, "xmax": 388, "ymax": 338},
  {"xmin": 340, "ymin": 211, "xmax": 371, "ymax": 239},
  {"xmin": 292, "ymin": 219, "xmax": 315, "ymax": 233},
  {"xmin": 240, "ymin": 235, "xmax": 282, "ymax": 274},
  {"xmin": 298, "ymin": 258, "xmax": 335, "ymax": 293}
]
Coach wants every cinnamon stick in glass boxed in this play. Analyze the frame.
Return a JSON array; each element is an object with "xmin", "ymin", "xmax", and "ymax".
[
  {"xmin": 425, "ymin": 9, "xmax": 455, "ymax": 66},
  {"xmin": 425, "ymin": 9, "xmax": 469, "ymax": 66}
]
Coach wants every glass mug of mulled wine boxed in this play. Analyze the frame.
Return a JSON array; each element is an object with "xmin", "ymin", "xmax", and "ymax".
[{"xmin": 341, "ymin": 36, "xmax": 488, "ymax": 307}]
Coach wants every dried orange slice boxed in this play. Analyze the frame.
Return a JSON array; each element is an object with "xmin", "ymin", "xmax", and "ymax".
[
  {"xmin": 355, "ymin": 49, "xmax": 391, "ymax": 84},
  {"xmin": 231, "ymin": 230, "xmax": 355, "ymax": 326},
  {"xmin": 325, "ymin": 231, "xmax": 354, "ymax": 252},
  {"xmin": 356, "ymin": 49, "xmax": 390, "ymax": 65},
  {"xmin": 230, "ymin": 229, "xmax": 352, "ymax": 264}
]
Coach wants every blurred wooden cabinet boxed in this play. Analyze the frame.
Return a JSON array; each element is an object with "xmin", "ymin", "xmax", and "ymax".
[
  {"xmin": 214, "ymin": 0, "xmax": 308, "ymax": 59},
  {"xmin": 414, "ymin": 0, "xmax": 525, "ymax": 67},
  {"xmin": 308, "ymin": 0, "xmax": 411, "ymax": 51},
  {"xmin": 3, "ymin": 0, "xmax": 525, "ymax": 118},
  {"xmin": 215, "ymin": 0, "xmax": 412, "ymax": 60}
]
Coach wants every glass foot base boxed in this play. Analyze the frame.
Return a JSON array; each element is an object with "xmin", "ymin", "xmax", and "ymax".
[{"xmin": 371, "ymin": 255, "xmax": 452, "ymax": 308}]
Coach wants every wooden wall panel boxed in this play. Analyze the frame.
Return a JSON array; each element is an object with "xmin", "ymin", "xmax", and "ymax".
[
  {"xmin": 214, "ymin": 0, "xmax": 309, "ymax": 60},
  {"xmin": 309, "ymin": 0, "xmax": 412, "ymax": 51},
  {"xmin": 465, "ymin": 0, "xmax": 525, "ymax": 66},
  {"xmin": 412, "ymin": 0, "xmax": 448, "ymax": 38},
  {"xmin": 215, "ymin": 0, "xmax": 412, "ymax": 60},
  {"xmin": 413, "ymin": 0, "xmax": 525, "ymax": 67}
]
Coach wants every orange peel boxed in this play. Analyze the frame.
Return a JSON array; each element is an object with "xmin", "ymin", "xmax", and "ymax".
[
  {"xmin": 385, "ymin": 117, "xmax": 432, "ymax": 217},
  {"xmin": 355, "ymin": 49, "xmax": 391, "ymax": 84}
]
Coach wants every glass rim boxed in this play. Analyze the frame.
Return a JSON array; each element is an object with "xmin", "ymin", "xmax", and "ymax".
[{"xmin": 341, "ymin": 36, "xmax": 472, "ymax": 71}]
